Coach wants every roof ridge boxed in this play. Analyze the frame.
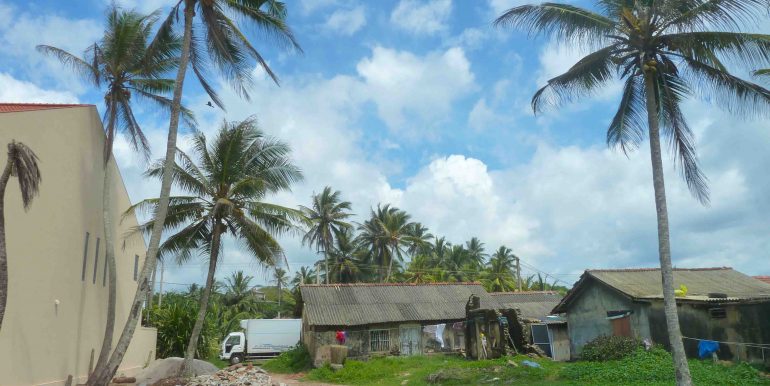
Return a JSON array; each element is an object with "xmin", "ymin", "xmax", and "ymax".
[
  {"xmin": 300, "ymin": 281, "xmax": 483, "ymax": 288},
  {"xmin": 0, "ymin": 103, "xmax": 94, "ymax": 113},
  {"xmin": 587, "ymin": 267, "xmax": 732, "ymax": 273},
  {"xmin": 490, "ymin": 291, "xmax": 559, "ymax": 295}
]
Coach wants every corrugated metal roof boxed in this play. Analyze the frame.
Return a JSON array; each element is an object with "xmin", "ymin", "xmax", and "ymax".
[
  {"xmin": 553, "ymin": 267, "xmax": 770, "ymax": 313},
  {"xmin": 301, "ymin": 282, "xmax": 500, "ymax": 327},
  {"xmin": 491, "ymin": 291, "xmax": 562, "ymax": 320},
  {"xmin": 0, "ymin": 103, "xmax": 92, "ymax": 113}
]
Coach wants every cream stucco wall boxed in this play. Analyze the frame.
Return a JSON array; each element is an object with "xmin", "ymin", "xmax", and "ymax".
[{"xmin": 0, "ymin": 106, "xmax": 156, "ymax": 386}]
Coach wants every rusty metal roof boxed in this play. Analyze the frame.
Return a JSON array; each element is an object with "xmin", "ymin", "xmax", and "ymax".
[
  {"xmin": 491, "ymin": 291, "xmax": 562, "ymax": 320},
  {"xmin": 553, "ymin": 267, "xmax": 770, "ymax": 313},
  {"xmin": 300, "ymin": 282, "xmax": 500, "ymax": 327}
]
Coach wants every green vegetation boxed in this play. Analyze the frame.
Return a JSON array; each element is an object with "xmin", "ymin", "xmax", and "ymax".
[
  {"xmin": 262, "ymin": 344, "xmax": 312, "ymax": 374},
  {"xmin": 579, "ymin": 335, "xmax": 642, "ymax": 362},
  {"xmin": 562, "ymin": 348, "xmax": 768, "ymax": 385},
  {"xmin": 293, "ymin": 349, "xmax": 769, "ymax": 385}
]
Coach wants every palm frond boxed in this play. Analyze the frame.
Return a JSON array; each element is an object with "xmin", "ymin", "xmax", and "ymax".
[
  {"xmin": 36, "ymin": 45, "xmax": 99, "ymax": 86},
  {"xmin": 607, "ymin": 75, "xmax": 646, "ymax": 153},
  {"xmin": 5, "ymin": 141, "xmax": 42, "ymax": 209},
  {"xmin": 494, "ymin": 3, "xmax": 615, "ymax": 45}
]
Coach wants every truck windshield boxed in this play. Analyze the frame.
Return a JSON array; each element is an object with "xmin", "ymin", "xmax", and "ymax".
[{"xmin": 225, "ymin": 335, "xmax": 240, "ymax": 345}]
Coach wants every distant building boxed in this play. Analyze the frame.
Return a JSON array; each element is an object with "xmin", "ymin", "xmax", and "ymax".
[
  {"xmin": 491, "ymin": 291, "xmax": 570, "ymax": 361},
  {"xmin": 300, "ymin": 282, "xmax": 500, "ymax": 359},
  {"xmin": 553, "ymin": 267, "xmax": 770, "ymax": 365},
  {"xmin": 0, "ymin": 104, "xmax": 157, "ymax": 385}
]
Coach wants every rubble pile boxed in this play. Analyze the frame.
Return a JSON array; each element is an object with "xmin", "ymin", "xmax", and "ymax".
[{"xmin": 186, "ymin": 363, "xmax": 272, "ymax": 386}]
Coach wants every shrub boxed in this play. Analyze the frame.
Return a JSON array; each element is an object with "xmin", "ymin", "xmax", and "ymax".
[
  {"xmin": 262, "ymin": 344, "xmax": 312, "ymax": 373},
  {"xmin": 580, "ymin": 335, "xmax": 642, "ymax": 361}
]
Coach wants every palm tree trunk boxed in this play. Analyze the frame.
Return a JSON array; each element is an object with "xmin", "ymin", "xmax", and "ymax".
[
  {"xmin": 89, "ymin": 104, "xmax": 118, "ymax": 384},
  {"xmin": 643, "ymin": 71, "xmax": 693, "ymax": 386},
  {"xmin": 323, "ymin": 247, "xmax": 329, "ymax": 285},
  {"xmin": 180, "ymin": 223, "xmax": 222, "ymax": 376},
  {"xmin": 385, "ymin": 248, "xmax": 394, "ymax": 283},
  {"xmin": 90, "ymin": 4, "xmax": 195, "ymax": 384},
  {"xmin": 0, "ymin": 157, "xmax": 13, "ymax": 332}
]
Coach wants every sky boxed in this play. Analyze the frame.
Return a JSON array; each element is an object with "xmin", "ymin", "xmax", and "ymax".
[{"xmin": 1, "ymin": 0, "xmax": 770, "ymax": 290}]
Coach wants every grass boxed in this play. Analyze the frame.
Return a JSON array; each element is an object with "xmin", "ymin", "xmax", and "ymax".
[
  {"xmin": 262, "ymin": 344, "xmax": 313, "ymax": 374},
  {"xmin": 305, "ymin": 354, "xmax": 562, "ymax": 385},
  {"xmin": 278, "ymin": 348, "xmax": 770, "ymax": 385},
  {"xmin": 205, "ymin": 355, "xmax": 229, "ymax": 369}
]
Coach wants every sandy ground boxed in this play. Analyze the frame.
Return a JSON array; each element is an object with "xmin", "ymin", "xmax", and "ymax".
[{"xmin": 268, "ymin": 372, "xmax": 343, "ymax": 386}]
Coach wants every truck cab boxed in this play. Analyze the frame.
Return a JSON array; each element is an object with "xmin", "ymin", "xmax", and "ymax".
[{"xmin": 220, "ymin": 332, "xmax": 246, "ymax": 364}]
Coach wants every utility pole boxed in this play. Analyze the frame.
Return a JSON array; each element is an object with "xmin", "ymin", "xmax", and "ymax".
[
  {"xmin": 515, "ymin": 255, "xmax": 522, "ymax": 291},
  {"xmin": 158, "ymin": 261, "xmax": 164, "ymax": 308}
]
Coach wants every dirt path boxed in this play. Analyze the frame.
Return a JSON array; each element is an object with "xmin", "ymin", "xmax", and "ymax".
[{"xmin": 268, "ymin": 372, "xmax": 343, "ymax": 386}]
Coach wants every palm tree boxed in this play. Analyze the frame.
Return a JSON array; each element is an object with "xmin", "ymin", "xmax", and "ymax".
[
  {"xmin": 0, "ymin": 141, "xmax": 41, "ymax": 331},
  {"xmin": 495, "ymin": 2, "xmax": 770, "ymax": 383},
  {"xmin": 95, "ymin": 1, "xmax": 301, "ymax": 382},
  {"xmin": 406, "ymin": 223, "xmax": 433, "ymax": 256},
  {"xmin": 329, "ymin": 228, "xmax": 362, "ymax": 283},
  {"xmin": 291, "ymin": 266, "xmax": 316, "ymax": 288},
  {"xmin": 300, "ymin": 187, "xmax": 353, "ymax": 284},
  {"xmin": 404, "ymin": 254, "xmax": 438, "ymax": 284},
  {"xmin": 272, "ymin": 267, "xmax": 289, "ymax": 317},
  {"xmin": 223, "ymin": 271, "xmax": 255, "ymax": 309},
  {"xmin": 464, "ymin": 237, "xmax": 487, "ymax": 268},
  {"xmin": 38, "ymin": 8, "xmax": 191, "ymax": 377},
  {"xmin": 358, "ymin": 204, "xmax": 417, "ymax": 282},
  {"xmin": 483, "ymin": 246, "xmax": 517, "ymax": 292},
  {"xmin": 125, "ymin": 117, "xmax": 302, "ymax": 376}
]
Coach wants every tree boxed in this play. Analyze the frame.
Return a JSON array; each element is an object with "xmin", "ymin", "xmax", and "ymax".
[
  {"xmin": 126, "ymin": 118, "xmax": 302, "ymax": 376},
  {"xmin": 93, "ymin": 1, "xmax": 301, "ymax": 382},
  {"xmin": 38, "ymin": 8, "xmax": 190, "ymax": 377},
  {"xmin": 223, "ymin": 271, "xmax": 256, "ymax": 311},
  {"xmin": 272, "ymin": 267, "xmax": 289, "ymax": 317},
  {"xmin": 329, "ymin": 228, "xmax": 362, "ymax": 283},
  {"xmin": 0, "ymin": 141, "xmax": 41, "ymax": 331},
  {"xmin": 291, "ymin": 266, "xmax": 316, "ymax": 288},
  {"xmin": 464, "ymin": 237, "xmax": 487, "ymax": 269},
  {"xmin": 483, "ymin": 246, "xmax": 517, "ymax": 292},
  {"xmin": 495, "ymin": 2, "xmax": 770, "ymax": 383},
  {"xmin": 406, "ymin": 223, "xmax": 433, "ymax": 256},
  {"xmin": 300, "ymin": 187, "xmax": 353, "ymax": 284},
  {"xmin": 358, "ymin": 204, "xmax": 417, "ymax": 282}
]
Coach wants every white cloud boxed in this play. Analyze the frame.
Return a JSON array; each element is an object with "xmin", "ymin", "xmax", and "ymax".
[
  {"xmin": 356, "ymin": 46, "xmax": 476, "ymax": 132},
  {"xmin": 0, "ymin": 4, "xmax": 101, "ymax": 92},
  {"xmin": 324, "ymin": 6, "xmax": 366, "ymax": 35},
  {"xmin": 107, "ymin": 0, "xmax": 170, "ymax": 13},
  {"xmin": 488, "ymin": 0, "xmax": 529, "ymax": 16},
  {"xmin": 390, "ymin": 0, "xmax": 452, "ymax": 35},
  {"xmin": 299, "ymin": 0, "xmax": 340, "ymax": 15},
  {"xmin": 0, "ymin": 73, "xmax": 79, "ymax": 103}
]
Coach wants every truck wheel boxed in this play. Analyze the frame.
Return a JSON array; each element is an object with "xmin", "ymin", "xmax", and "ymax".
[{"xmin": 230, "ymin": 354, "xmax": 244, "ymax": 365}]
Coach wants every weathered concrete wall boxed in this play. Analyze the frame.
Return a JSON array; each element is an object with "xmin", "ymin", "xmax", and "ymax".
[
  {"xmin": 648, "ymin": 301, "xmax": 770, "ymax": 366},
  {"xmin": 565, "ymin": 280, "xmax": 650, "ymax": 358},
  {"xmin": 307, "ymin": 323, "xmax": 402, "ymax": 360}
]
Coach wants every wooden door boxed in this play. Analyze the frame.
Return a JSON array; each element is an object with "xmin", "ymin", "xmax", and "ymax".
[
  {"xmin": 399, "ymin": 325, "xmax": 421, "ymax": 356},
  {"xmin": 611, "ymin": 316, "xmax": 632, "ymax": 337}
]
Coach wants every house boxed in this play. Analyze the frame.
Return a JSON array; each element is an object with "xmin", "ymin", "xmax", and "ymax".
[
  {"xmin": 300, "ymin": 282, "xmax": 501, "ymax": 359},
  {"xmin": 491, "ymin": 291, "xmax": 570, "ymax": 361},
  {"xmin": 0, "ymin": 104, "xmax": 157, "ymax": 386},
  {"xmin": 552, "ymin": 267, "xmax": 770, "ymax": 365}
]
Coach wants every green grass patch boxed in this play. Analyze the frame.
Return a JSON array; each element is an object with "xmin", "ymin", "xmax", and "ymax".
[
  {"xmin": 205, "ymin": 355, "xmax": 229, "ymax": 369},
  {"xmin": 262, "ymin": 344, "xmax": 313, "ymax": 374},
  {"xmin": 305, "ymin": 354, "xmax": 563, "ymax": 385},
  {"xmin": 561, "ymin": 347, "xmax": 770, "ymax": 385}
]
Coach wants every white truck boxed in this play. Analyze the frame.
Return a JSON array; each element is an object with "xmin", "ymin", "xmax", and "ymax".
[{"xmin": 220, "ymin": 319, "xmax": 302, "ymax": 364}]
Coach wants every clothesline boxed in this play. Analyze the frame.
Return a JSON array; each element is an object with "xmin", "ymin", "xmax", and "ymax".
[{"xmin": 682, "ymin": 335, "xmax": 770, "ymax": 350}]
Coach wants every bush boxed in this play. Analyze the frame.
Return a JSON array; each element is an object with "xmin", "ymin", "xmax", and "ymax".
[
  {"xmin": 580, "ymin": 335, "xmax": 642, "ymax": 361},
  {"xmin": 262, "ymin": 344, "xmax": 312, "ymax": 373},
  {"xmin": 563, "ymin": 347, "xmax": 767, "ymax": 384},
  {"xmin": 148, "ymin": 294, "xmax": 218, "ymax": 359}
]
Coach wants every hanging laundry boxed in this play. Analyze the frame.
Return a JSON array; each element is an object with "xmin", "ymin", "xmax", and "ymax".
[{"xmin": 698, "ymin": 340, "xmax": 719, "ymax": 359}]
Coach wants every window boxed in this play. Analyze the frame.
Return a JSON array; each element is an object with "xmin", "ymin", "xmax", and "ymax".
[
  {"xmin": 92, "ymin": 238, "xmax": 100, "ymax": 284},
  {"xmin": 709, "ymin": 307, "xmax": 727, "ymax": 319},
  {"xmin": 531, "ymin": 324, "xmax": 552, "ymax": 358},
  {"xmin": 81, "ymin": 232, "xmax": 90, "ymax": 281},
  {"xmin": 226, "ymin": 335, "xmax": 241, "ymax": 346},
  {"xmin": 133, "ymin": 255, "xmax": 139, "ymax": 281},
  {"xmin": 370, "ymin": 329, "xmax": 390, "ymax": 352}
]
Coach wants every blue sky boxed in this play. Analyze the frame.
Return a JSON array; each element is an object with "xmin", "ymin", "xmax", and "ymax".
[{"xmin": 2, "ymin": 0, "xmax": 770, "ymax": 290}]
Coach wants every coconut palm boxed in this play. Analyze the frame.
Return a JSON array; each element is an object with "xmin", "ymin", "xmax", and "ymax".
[
  {"xmin": 328, "ymin": 228, "xmax": 362, "ymax": 283},
  {"xmin": 358, "ymin": 204, "xmax": 418, "ymax": 282},
  {"xmin": 404, "ymin": 254, "xmax": 438, "ymax": 284},
  {"xmin": 125, "ymin": 117, "xmax": 302, "ymax": 376},
  {"xmin": 300, "ymin": 187, "xmax": 353, "ymax": 284},
  {"xmin": 95, "ymin": 1, "xmax": 301, "ymax": 381},
  {"xmin": 291, "ymin": 266, "xmax": 316, "ymax": 288},
  {"xmin": 38, "ymin": 8, "xmax": 192, "ymax": 377},
  {"xmin": 223, "ymin": 271, "xmax": 257, "ymax": 311},
  {"xmin": 483, "ymin": 246, "xmax": 517, "ymax": 293},
  {"xmin": 495, "ymin": 1, "xmax": 770, "ymax": 383},
  {"xmin": 272, "ymin": 267, "xmax": 289, "ymax": 317},
  {"xmin": 406, "ymin": 223, "xmax": 433, "ymax": 256},
  {"xmin": 465, "ymin": 237, "xmax": 487, "ymax": 268},
  {"xmin": 0, "ymin": 141, "xmax": 41, "ymax": 332}
]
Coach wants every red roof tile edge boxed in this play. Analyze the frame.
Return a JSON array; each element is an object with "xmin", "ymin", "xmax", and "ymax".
[
  {"xmin": 0, "ymin": 103, "xmax": 93, "ymax": 113},
  {"xmin": 755, "ymin": 276, "xmax": 770, "ymax": 284},
  {"xmin": 300, "ymin": 282, "xmax": 483, "ymax": 287}
]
